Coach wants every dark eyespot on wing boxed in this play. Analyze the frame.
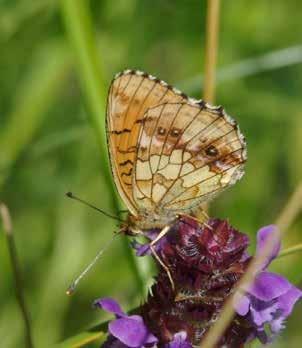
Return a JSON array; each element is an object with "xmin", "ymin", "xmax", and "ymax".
[
  {"xmin": 170, "ymin": 127, "xmax": 181, "ymax": 137},
  {"xmin": 205, "ymin": 145, "xmax": 219, "ymax": 157},
  {"xmin": 157, "ymin": 126, "xmax": 166, "ymax": 136}
]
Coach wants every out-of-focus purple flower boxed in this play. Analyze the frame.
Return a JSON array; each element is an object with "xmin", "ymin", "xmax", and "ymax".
[
  {"xmin": 94, "ymin": 298, "xmax": 158, "ymax": 348},
  {"xmin": 234, "ymin": 225, "xmax": 302, "ymax": 343}
]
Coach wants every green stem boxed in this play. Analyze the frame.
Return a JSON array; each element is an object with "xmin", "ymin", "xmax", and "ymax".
[
  {"xmin": 202, "ymin": 0, "xmax": 220, "ymax": 103},
  {"xmin": 0, "ymin": 204, "xmax": 34, "ymax": 348},
  {"xmin": 278, "ymin": 244, "xmax": 302, "ymax": 258},
  {"xmin": 275, "ymin": 182, "xmax": 302, "ymax": 232},
  {"xmin": 59, "ymin": 0, "xmax": 146, "ymax": 296}
]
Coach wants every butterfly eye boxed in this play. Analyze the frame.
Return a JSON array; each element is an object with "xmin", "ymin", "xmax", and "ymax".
[
  {"xmin": 170, "ymin": 127, "xmax": 181, "ymax": 137},
  {"xmin": 205, "ymin": 145, "xmax": 219, "ymax": 157},
  {"xmin": 157, "ymin": 127, "xmax": 166, "ymax": 136}
]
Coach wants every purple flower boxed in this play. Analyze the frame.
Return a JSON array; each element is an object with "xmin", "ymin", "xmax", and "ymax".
[
  {"xmin": 94, "ymin": 298, "xmax": 158, "ymax": 348},
  {"xmin": 234, "ymin": 225, "xmax": 302, "ymax": 343},
  {"xmin": 96, "ymin": 217, "xmax": 301, "ymax": 347}
]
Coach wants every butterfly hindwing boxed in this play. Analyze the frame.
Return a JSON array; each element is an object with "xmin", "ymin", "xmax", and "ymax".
[{"xmin": 133, "ymin": 101, "xmax": 246, "ymax": 213}]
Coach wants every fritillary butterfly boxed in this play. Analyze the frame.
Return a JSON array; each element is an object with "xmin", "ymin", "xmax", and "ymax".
[{"xmin": 106, "ymin": 70, "xmax": 247, "ymax": 234}]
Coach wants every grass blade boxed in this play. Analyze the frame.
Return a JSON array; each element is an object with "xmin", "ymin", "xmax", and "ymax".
[
  {"xmin": 59, "ymin": 0, "xmax": 147, "ymax": 296},
  {"xmin": 0, "ymin": 42, "xmax": 70, "ymax": 188}
]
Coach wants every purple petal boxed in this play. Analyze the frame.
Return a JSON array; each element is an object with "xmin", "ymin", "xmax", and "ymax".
[
  {"xmin": 109, "ymin": 315, "xmax": 156, "ymax": 348},
  {"xmin": 248, "ymin": 272, "xmax": 291, "ymax": 301},
  {"xmin": 165, "ymin": 332, "xmax": 192, "ymax": 348},
  {"xmin": 270, "ymin": 316, "xmax": 285, "ymax": 334},
  {"xmin": 102, "ymin": 335, "xmax": 129, "ymax": 348},
  {"xmin": 131, "ymin": 230, "xmax": 165, "ymax": 257},
  {"xmin": 135, "ymin": 242, "xmax": 151, "ymax": 256},
  {"xmin": 276, "ymin": 285, "xmax": 302, "ymax": 317},
  {"xmin": 94, "ymin": 298, "xmax": 125, "ymax": 317},
  {"xmin": 250, "ymin": 300, "xmax": 278, "ymax": 326},
  {"xmin": 256, "ymin": 225, "xmax": 280, "ymax": 269},
  {"xmin": 239, "ymin": 251, "xmax": 250, "ymax": 263},
  {"xmin": 145, "ymin": 332, "xmax": 159, "ymax": 345},
  {"xmin": 234, "ymin": 292, "xmax": 250, "ymax": 316}
]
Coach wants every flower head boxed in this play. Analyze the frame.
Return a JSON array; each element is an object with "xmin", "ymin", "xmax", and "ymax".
[{"xmin": 141, "ymin": 217, "xmax": 254, "ymax": 347}]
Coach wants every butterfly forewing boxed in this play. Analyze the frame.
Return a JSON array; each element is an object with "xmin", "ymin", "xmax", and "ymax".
[
  {"xmin": 107, "ymin": 70, "xmax": 247, "ymax": 224},
  {"xmin": 106, "ymin": 70, "xmax": 186, "ymax": 215}
]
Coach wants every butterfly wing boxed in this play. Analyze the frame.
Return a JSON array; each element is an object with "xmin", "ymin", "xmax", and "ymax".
[
  {"xmin": 106, "ymin": 70, "xmax": 186, "ymax": 215},
  {"xmin": 133, "ymin": 101, "xmax": 247, "ymax": 213}
]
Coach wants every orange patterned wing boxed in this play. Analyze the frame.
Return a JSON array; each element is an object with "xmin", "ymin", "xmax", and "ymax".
[
  {"xmin": 133, "ymin": 100, "xmax": 247, "ymax": 213},
  {"xmin": 106, "ymin": 70, "xmax": 186, "ymax": 215}
]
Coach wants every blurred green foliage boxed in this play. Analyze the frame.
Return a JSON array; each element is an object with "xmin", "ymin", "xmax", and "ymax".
[{"xmin": 0, "ymin": 1, "xmax": 301, "ymax": 347}]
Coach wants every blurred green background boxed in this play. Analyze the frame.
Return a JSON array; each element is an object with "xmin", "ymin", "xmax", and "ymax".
[{"xmin": 1, "ymin": 1, "xmax": 302, "ymax": 347}]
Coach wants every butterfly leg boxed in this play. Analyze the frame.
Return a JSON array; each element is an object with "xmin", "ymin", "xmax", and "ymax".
[
  {"xmin": 199, "ymin": 208, "xmax": 210, "ymax": 221},
  {"xmin": 150, "ymin": 244, "xmax": 175, "ymax": 290},
  {"xmin": 149, "ymin": 225, "xmax": 175, "ymax": 290}
]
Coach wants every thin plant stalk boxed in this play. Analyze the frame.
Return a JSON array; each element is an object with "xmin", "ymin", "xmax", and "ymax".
[
  {"xmin": 278, "ymin": 243, "xmax": 302, "ymax": 259},
  {"xmin": 275, "ymin": 182, "xmax": 302, "ymax": 232},
  {"xmin": 274, "ymin": 182, "xmax": 302, "ymax": 260},
  {"xmin": 203, "ymin": 0, "xmax": 220, "ymax": 103},
  {"xmin": 201, "ymin": 0, "xmax": 220, "ymax": 213},
  {"xmin": 180, "ymin": 44, "xmax": 302, "ymax": 94},
  {"xmin": 0, "ymin": 204, "xmax": 34, "ymax": 348},
  {"xmin": 201, "ymin": 182, "xmax": 302, "ymax": 348}
]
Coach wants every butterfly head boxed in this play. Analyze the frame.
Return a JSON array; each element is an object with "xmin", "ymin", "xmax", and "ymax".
[{"xmin": 120, "ymin": 210, "xmax": 177, "ymax": 235}]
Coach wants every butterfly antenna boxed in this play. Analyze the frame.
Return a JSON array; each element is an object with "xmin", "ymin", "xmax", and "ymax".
[
  {"xmin": 66, "ymin": 233, "xmax": 120, "ymax": 295},
  {"xmin": 66, "ymin": 192, "xmax": 123, "ymax": 222}
]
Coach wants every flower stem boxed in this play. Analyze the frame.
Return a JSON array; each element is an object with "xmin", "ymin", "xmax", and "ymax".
[
  {"xmin": 203, "ymin": 0, "xmax": 220, "ymax": 103},
  {"xmin": 278, "ymin": 243, "xmax": 302, "ymax": 258},
  {"xmin": 275, "ymin": 181, "xmax": 302, "ymax": 232},
  {"xmin": 201, "ymin": 0, "xmax": 220, "ymax": 215},
  {"xmin": 0, "ymin": 204, "xmax": 34, "ymax": 348}
]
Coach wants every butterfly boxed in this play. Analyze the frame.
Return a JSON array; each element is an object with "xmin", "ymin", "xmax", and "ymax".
[{"xmin": 106, "ymin": 69, "xmax": 247, "ymax": 236}]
